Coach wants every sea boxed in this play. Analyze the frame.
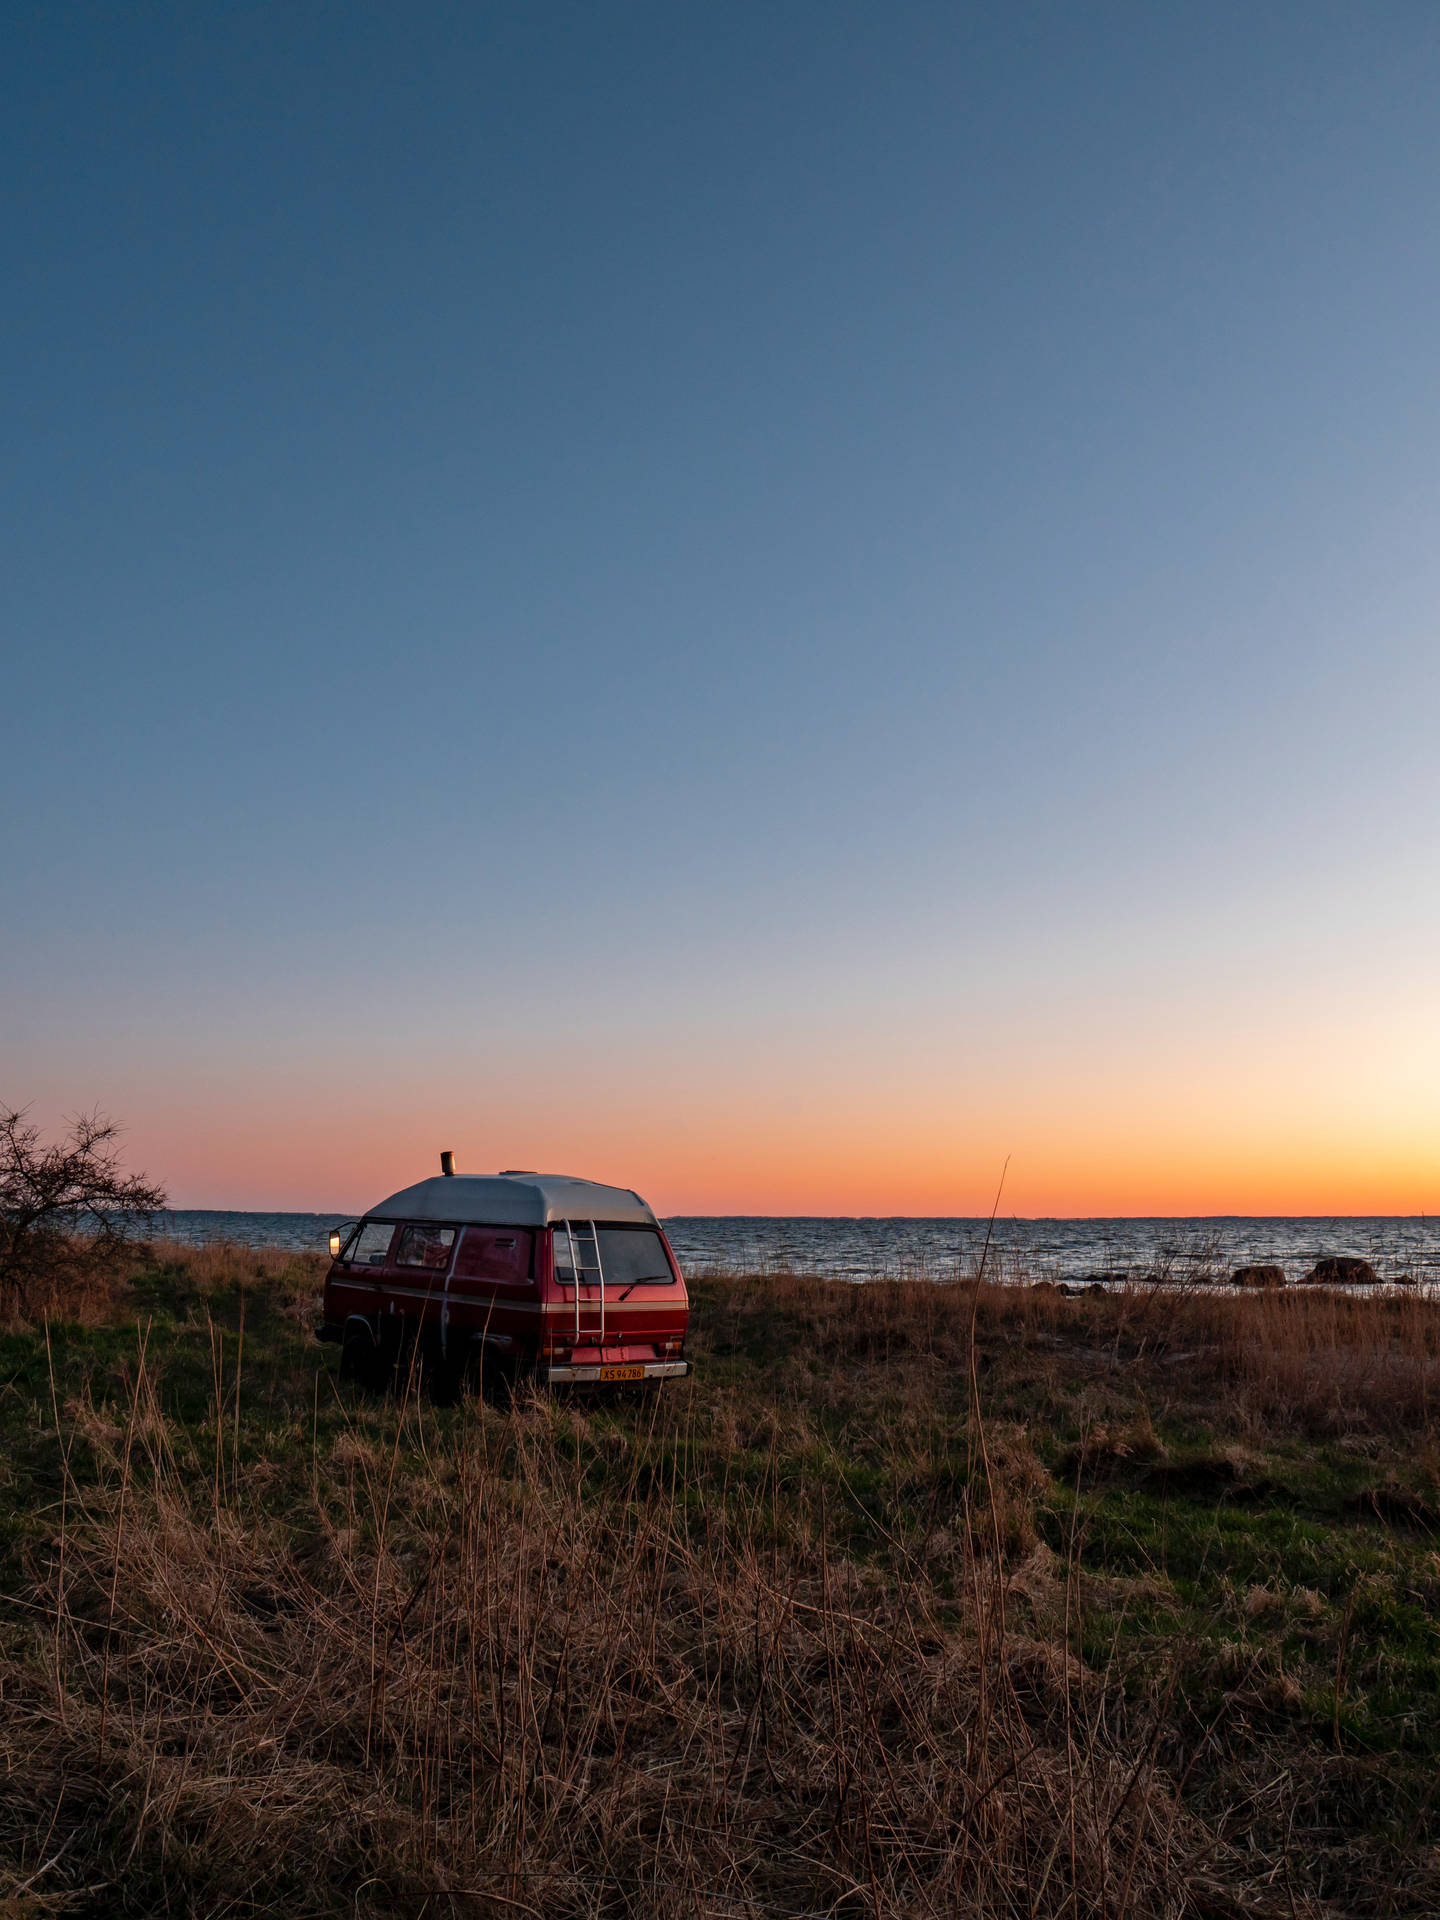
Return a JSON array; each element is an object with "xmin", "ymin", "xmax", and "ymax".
[{"xmin": 149, "ymin": 1211, "xmax": 1440, "ymax": 1287}]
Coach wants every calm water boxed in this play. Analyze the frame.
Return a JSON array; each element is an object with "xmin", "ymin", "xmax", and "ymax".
[{"xmin": 151, "ymin": 1210, "xmax": 1440, "ymax": 1285}]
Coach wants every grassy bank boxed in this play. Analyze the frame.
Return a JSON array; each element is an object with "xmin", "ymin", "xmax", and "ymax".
[{"xmin": 3, "ymin": 1247, "xmax": 1440, "ymax": 1916}]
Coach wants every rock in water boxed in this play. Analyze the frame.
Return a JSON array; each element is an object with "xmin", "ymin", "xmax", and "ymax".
[
  {"xmin": 1302, "ymin": 1255, "xmax": 1378, "ymax": 1286},
  {"xmin": 1231, "ymin": 1264, "xmax": 1286, "ymax": 1288}
]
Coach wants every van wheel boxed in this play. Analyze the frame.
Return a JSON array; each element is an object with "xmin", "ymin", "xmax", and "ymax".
[
  {"xmin": 473, "ymin": 1343, "xmax": 517, "ymax": 1407},
  {"xmin": 339, "ymin": 1321, "xmax": 388, "ymax": 1394},
  {"xmin": 425, "ymin": 1337, "xmax": 463, "ymax": 1406}
]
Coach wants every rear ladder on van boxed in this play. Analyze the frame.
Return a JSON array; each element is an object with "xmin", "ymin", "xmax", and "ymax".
[{"xmin": 561, "ymin": 1220, "xmax": 606, "ymax": 1346}]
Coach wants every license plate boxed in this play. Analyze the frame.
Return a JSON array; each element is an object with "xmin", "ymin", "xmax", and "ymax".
[{"xmin": 600, "ymin": 1364, "xmax": 644, "ymax": 1382}]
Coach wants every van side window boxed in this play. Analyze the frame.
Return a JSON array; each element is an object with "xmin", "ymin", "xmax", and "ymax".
[
  {"xmin": 453, "ymin": 1228, "xmax": 533, "ymax": 1284},
  {"xmin": 349, "ymin": 1222, "xmax": 397, "ymax": 1267},
  {"xmin": 394, "ymin": 1225, "xmax": 456, "ymax": 1271}
]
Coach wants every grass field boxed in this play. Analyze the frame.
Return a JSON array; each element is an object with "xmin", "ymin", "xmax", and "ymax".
[{"xmin": 3, "ymin": 1244, "xmax": 1440, "ymax": 1916}]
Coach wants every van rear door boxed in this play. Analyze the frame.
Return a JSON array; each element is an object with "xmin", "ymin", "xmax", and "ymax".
[{"xmin": 551, "ymin": 1221, "xmax": 685, "ymax": 1346}]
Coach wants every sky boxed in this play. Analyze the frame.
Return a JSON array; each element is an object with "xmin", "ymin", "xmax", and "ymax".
[{"xmin": 4, "ymin": 1, "xmax": 1440, "ymax": 1216}]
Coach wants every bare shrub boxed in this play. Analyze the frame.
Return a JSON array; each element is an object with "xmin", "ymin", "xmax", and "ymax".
[{"xmin": 0, "ymin": 1105, "xmax": 167, "ymax": 1321}]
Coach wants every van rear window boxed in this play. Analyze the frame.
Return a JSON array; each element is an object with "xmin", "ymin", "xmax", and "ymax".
[
  {"xmin": 597, "ymin": 1227, "xmax": 674, "ymax": 1287},
  {"xmin": 553, "ymin": 1223, "xmax": 673, "ymax": 1287},
  {"xmin": 552, "ymin": 1221, "xmax": 599, "ymax": 1283},
  {"xmin": 394, "ymin": 1225, "xmax": 456, "ymax": 1271}
]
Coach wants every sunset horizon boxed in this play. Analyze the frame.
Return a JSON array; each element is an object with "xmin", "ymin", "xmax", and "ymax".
[{"xmin": 6, "ymin": 4, "xmax": 1439, "ymax": 1229}]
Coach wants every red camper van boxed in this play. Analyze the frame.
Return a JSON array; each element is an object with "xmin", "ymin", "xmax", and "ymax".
[{"xmin": 318, "ymin": 1162, "xmax": 691, "ymax": 1394}]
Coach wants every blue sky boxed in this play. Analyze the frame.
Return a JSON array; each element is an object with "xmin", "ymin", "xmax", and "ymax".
[{"xmin": 4, "ymin": 3, "xmax": 1440, "ymax": 1211}]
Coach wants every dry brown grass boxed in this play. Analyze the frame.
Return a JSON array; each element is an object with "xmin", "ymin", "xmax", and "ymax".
[
  {"xmin": 1, "ymin": 1371, "xmax": 1226, "ymax": 1916},
  {"xmin": 3, "ymin": 1246, "xmax": 1440, "ymax": 1915},
  {"xmin": 706, "ymin": 1263, "xmax": 1440, "ymax": 1439}
]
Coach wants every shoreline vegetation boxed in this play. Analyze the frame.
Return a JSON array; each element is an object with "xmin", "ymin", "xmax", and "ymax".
[{"xmin": 3, "ymin": 1244, "xmax": 1440, "ymax": 1914}]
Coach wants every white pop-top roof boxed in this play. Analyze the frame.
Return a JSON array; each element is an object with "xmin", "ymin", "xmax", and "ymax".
[{"xmin": 365, "ymin": 1172, "xmax": 659, "ymax": 1228}]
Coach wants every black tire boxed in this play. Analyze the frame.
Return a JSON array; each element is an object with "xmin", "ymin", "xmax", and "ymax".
[
  {"xmin": 338, "ymin": 1320, "xmax": 388, "ymax": 1394},
  {"xmin": 476, "ymin": 1342, "xmax": 518, "ymax": 1407},
  {"xmin": 425, "ymin": 1336, "xmax": 463, "ymax": 1406}
]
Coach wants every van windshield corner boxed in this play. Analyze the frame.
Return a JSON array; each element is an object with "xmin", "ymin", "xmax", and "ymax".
[{"xmin": 348, "ymin": 1221, "xmax": 394, "ymax": 1266}]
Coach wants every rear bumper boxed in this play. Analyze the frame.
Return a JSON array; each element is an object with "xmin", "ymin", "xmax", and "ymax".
[{"xmin": 543, "ymin": 1359, "xmax": 691, "ymax": 1385}]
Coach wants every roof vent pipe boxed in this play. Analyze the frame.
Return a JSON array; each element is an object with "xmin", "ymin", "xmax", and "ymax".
[{"xmin": 440, "ymin": 1150, "xmax": 456, "ymax": 1177}]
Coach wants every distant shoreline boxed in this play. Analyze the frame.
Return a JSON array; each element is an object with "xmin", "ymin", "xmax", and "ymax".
[{"xmin": 146, "ymin": 1208, "xmax": 1440, "ymax": 1285}]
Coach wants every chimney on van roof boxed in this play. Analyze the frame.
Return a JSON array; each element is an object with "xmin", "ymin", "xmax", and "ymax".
[{"xmin": 440, "ymin": 1150, "xmax": 456, "ymax": 1176}]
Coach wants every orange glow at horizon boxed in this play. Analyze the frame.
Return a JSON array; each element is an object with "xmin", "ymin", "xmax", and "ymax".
[
  {"xmin": 127, "ymin": 1087, "xmax": 1439, "ymax": 1220},
  {"xmin": 26, "ymin": 962, "xmax": 1440, "ymax": 1220}
]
